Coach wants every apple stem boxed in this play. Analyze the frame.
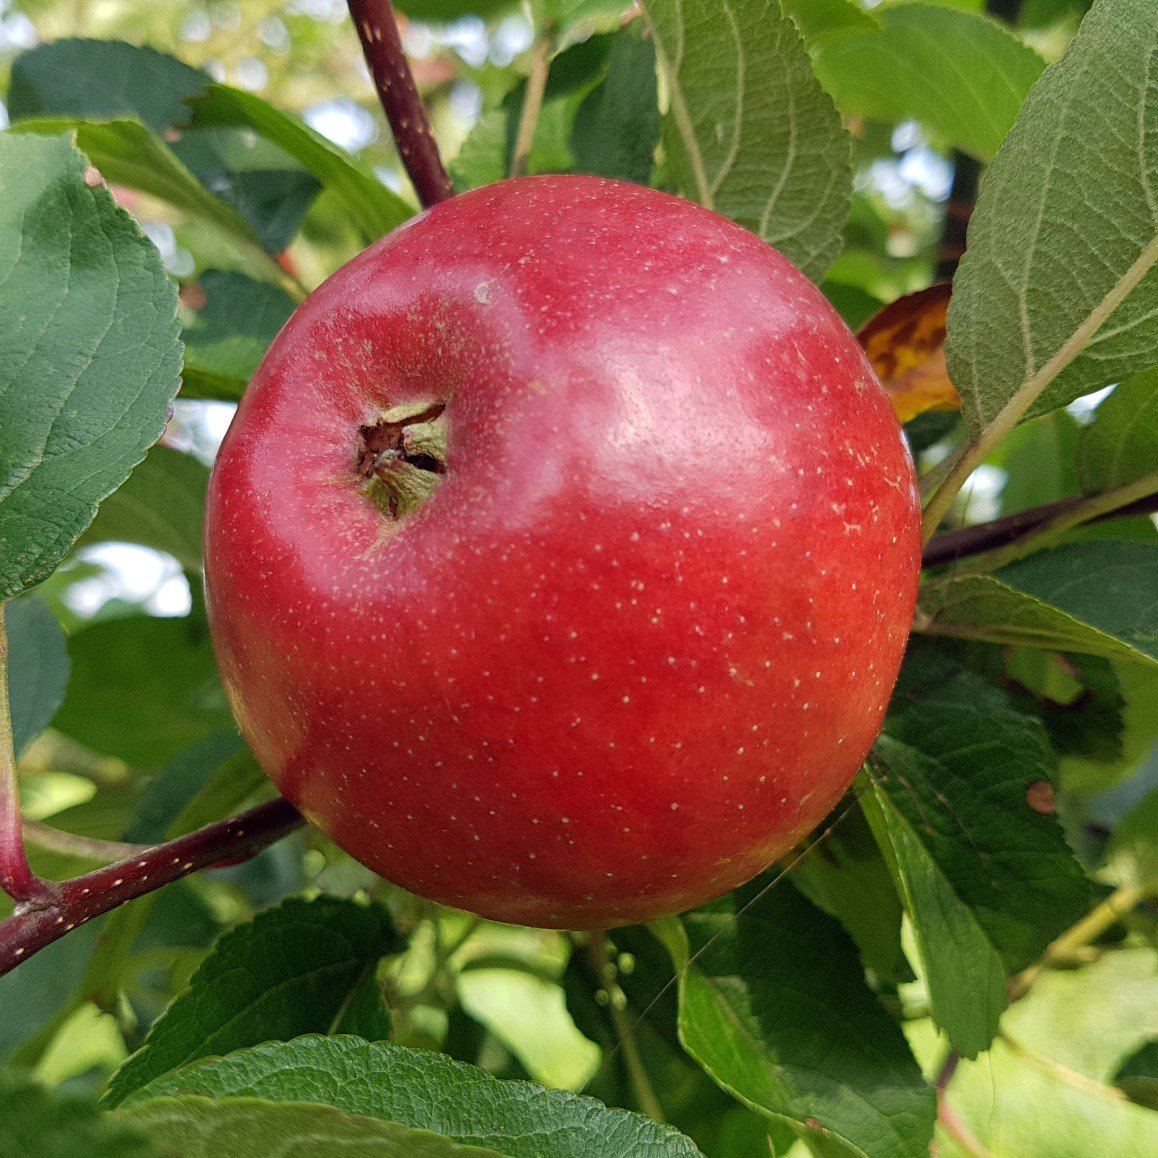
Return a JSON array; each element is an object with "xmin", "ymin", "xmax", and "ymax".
[
  {"xmin": 0, "ymin": 795, "xmax": 304, "ymax": 978},
  {"xmin": 347, "ymin": 0, "xmax": 455, "ymax": 209},
  {"xmin": 357, "ymin": 400, "xmax": 449, "ymax": 521}
]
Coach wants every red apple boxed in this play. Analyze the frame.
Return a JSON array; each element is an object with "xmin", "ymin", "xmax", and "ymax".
[{"xmin": 204, "ymin": 175, "xmax": 921, "ymax": 929}]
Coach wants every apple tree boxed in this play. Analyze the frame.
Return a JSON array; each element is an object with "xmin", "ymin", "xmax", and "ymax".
[{"xmin": 0, "ymin": 1, "xmax": 1156, "ymax": 1155}]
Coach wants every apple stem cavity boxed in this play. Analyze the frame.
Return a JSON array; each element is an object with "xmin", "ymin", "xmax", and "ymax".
[{"xmin": 357, "ymin": 400, "xmax": 448, "ymax": 520}]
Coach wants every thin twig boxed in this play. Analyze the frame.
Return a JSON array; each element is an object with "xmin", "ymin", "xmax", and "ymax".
[
  {"xmin": 609, "ymin": 995, "xmax": 666, "ymax": 1122},
  {"xmin": 21, "ymin": 820, "xmax": 151, "ymax": 864},
  {"xmin": 935, "ymin": 1049, "xmax": 962, "ymax": 1095},
  {"xmin": 932, "ymin": 1049, "xmax": 993, "ymax": 1158},
  {"xmin": 1008, "ymin": 882, "xmax": 1149, "ymax": 1001},
  {"xmin": 937, "ymin": 1099, "xmax": 993, "ymax": 1158},
  {"xmin": 0, "ymin": 795, "xmax": 304, "ymax": 978},
  {"xmin": 347, "ymin": 0, "xmax": 454, "ymax": 208},
  {"xmin": 585, "ymin": 932, "xmax": 666, "ymax": 1123},
  {"xmin": 0, "ymin": 605, "xmax": 58, "ymax": 908},
  {"xmin": 510, "ymin": 30, "xmax": 552, "ymax": 179}
]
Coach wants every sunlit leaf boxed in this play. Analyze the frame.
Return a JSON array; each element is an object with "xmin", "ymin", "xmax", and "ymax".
[
  {"xmin": 813, "ymin": 4, "xmax": 1044, "ymax": 162},
  {"xmin": 122, "ymin": 1035, "xmax": 706, "ymax": 1157},
  {"xmin": 640, "ymin": 0, "xmax": 851, "ymax": 281},
  {"xmin": 1076, "ymin": 368, "xmax": 1158, "ymax": 495},
  {"xmin": 946, "ymin": 0, "xmax": 1158, "ymax": 433},
  {"xmin": 0, "ymin": 134, "xmax": 182, "ymax": 601},
  {"xmin": 119, "ymin": 1097, "xmax": 499, "ymax": 1157}
]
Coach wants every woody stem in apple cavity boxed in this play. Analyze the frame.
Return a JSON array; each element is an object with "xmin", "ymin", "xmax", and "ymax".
[{"xmin": 357, "ymin": 399, "xmax": 449, "ymax": 519}]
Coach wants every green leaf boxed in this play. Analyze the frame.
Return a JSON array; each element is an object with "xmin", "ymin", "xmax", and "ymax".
[
  {"xmin": 4, "ymin": 596, "xmax": 69, "ymax": 758},
  {"xmin": 117, "ymin": 1097, "xmax": 501, "ymax": 1158},
  {"xmin": 172, "ymin": 128, "xmax": 321, "ymax": 254},
  {"xmin": 121, "ymin": 1035, "xmax": 706, "ymax": 1157},
  {"xmin": 333, "ymin": 973, "xmax": 393, "ymax": 1042},
  {"xmin": 9, "ymin": 41, "xmax": 321, "ymax": 254},
  {"xmin": 0, "ymin": 133, "xmax": 182, "ymax": 601},
  {"xmin": 822, "ymin": 280, "xmax": 883, "ymax": 330},
  {"xmin": 52, "ymin": 614, "xmax": 232, "ymax": 767},
  {"xmin": 450, "ymin": 109, "xmax": 509, "ymax": 192},
  {"xmin": 8, "ymin": 118, "xmax": 263, "ymax": 252},
  {"xmin": 570, "ymin": 25, "xmax": 660, "ymax": 184},
  {"xmin": 1062, "ymin": 660, "xmax": 1158, "ymax": 795},
  {"xmin": 180, "ymin": 270, "xmax": 296, "ymax": 401},
  {"xmin": 991, "ymin": 410, "xmax": 1080, "ymax": 514},
  {"xmin": 7, "ymin": 39, "xmax": 210, "ymax": 130},
  {"xmin": 939, "ymin": 945, "xmax": 1158, "ymax": 1155},
  {"xmin": 789, "ymin": 802, "xmax": 913, "ymax": 985},
  {"xmin": 1008, "ymin": 652, "xmax": 1125, "ymax": 763},
  {"xmin": 920, "ymin": 541, "xmax": 1158, "ymax": 667},
  {"xmin": 1077, "ymin": 368, "xmax": 1158, "ymax": 494},
  {"xmin": 945, "ymin": 0, "xmax": 1158, "ymax": 434},
  {"xmin": 104, "ymin": 897, "xmax": 402, "ymax": 1108},
  {"xmin": 1106, "ymin": 786, "xmax": 1158, "ymax": 890},
  {"xmin": 545, "ymin": 0, "xmax": 632, "ymax": 26},
  {"xmin": 812, "ymin": 3, "xmax": 1044, "ymax": 162},
  {"xmin": 1113, "ymin": 1040, "xmax": 1158, "ymax": 1110},
  {"xmin": 187, "ymin": 85, "xmax": 414, "ymax": 244},
  {"xmin": 0, "ymin": 919, "xmax": 104, "ymax": 1059},
  {"xmin": 451, "ymin": 34, "xmax": 615, "ymax": 190},
  {"xmin": 164, "ymin": 744, "xmax": 270, "ymax": 839},
  {"xmin": 0, "ymin": 1071, "xmax": 155, "ymax": 1158},
  {"xmin": 862, "ymin": 755, "xmax": 1007, "ymax": 1057},
  {"xmin": 123, "ymin": 732, "xmax": 248, "ymax": 844},
  {"xmin": 640, "ymin": 0, "xmax": 852, "ymax": 281},
  {"xmin": 781, "ymin": 0, "xmax": 880, "ymax": 52},
  {"xmin": 395, "ymin": 0, "xmax": 517, "ymax": 21},
  {"xmin": 881, "ymin": 673, "xmax": 1091, "ymax": 975},
  {"xmin": 867, "ymin": 658, "xmax": 1095, "ymax": 1055},
  {"xmin": 659, "ymin": 881, "xmax": 936, "ymax": 1158},
  {"xmin": 76, "ymin": 444, "xmax": 208, "ymax": 572}
]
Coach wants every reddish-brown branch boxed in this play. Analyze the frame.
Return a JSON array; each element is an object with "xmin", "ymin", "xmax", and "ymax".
[
  {"xmin": 921, "ymin": 492, "xmax": 1158, "ymax": 568},
  {"xmin": 0, "ymin": 796, "xmax": 303, "ymax": 978},
  {"xmin": 347, "ymin": 0, "xmax": 454, "ymax": 208}
]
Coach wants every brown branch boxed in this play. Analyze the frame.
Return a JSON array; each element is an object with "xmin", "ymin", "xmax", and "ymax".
[
  {"xmin": 0, "ymin": 796, "xmax": 304, "ymax": 978},
  {"xmin": 922, "ymin": 491, "xmax": 1158, "ymax": 569},
  {"xmin": 347, "ymin": 0, "xmax": 454, "ymax": 209}
]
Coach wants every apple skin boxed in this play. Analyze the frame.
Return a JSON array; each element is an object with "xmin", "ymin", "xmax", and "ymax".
[{"xmin": 204, "ymin": 175, "xmax": 921, "ymax": 929}]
